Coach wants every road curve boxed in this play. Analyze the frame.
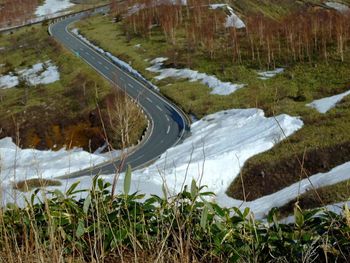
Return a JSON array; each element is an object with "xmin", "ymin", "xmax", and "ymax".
[{"xmin": 49, "ymin": 8, "xmax": 189, "ymax": 178}]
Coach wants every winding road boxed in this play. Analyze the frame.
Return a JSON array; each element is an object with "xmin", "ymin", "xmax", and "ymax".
[{"xmin": 49, "ymin": 7, "xmax": 189, "ymax": 178}]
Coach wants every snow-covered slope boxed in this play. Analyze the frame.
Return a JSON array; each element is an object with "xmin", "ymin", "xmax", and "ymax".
[
  {"xmin": 1, "ymin": 109, "xmax": 303, "ymax": 211},
  {"xmin": 306, "ymin": 89, "xmax": 350, "ymax": 113},
  {"xmin": 147, "ymin": 57, "xmax": 245, "ymax": 95},
  {"xmin": 129, "ymin": 109, "xmax": 303, "ymax": 195},
  {"xmin": 0, "ymin": 137, "xmax": 109, "ymax": 183}
]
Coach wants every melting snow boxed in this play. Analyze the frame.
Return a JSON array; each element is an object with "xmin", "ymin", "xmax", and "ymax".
[
  {"xmin": 1, "ymin": 109, "xmax": 304, "ymax": 211},
  {"xmin": 210, "ymin": 4, "xmax": 245, "ymax": 29},
  {"xmin": 147, "ymin": 57, "xmax": 245, "ymax": 95},
  {"xmin": 325, "ymin": 2, "xmax": 350, "ymax": 13},
  {"xmin": 35, "ymin": 0, "xmax": 75, "ymax": 17},
  {"xmin": 0, "ymin": 74, "xmax": 19, "ymax": 89},
  {"xmin": 306, "ymin": 89, "xmax": 350, "ymax": 113},
  {"xmin": 17, "ymin": 61, "xmax": 60, "ymax": 85},
  {"xmin": 230, "ymin": 161, "xmax": 350, "ymax": 219},
  {"xmin": 0, "ymin": 60, "xmax": 60, "ymax": 89},
  {"xmin": 0, "ymin": 137, "xmax": 108, "ymax": 183},
  {"xmin": 258, "ymin": 68, "xmax": 284, "ymax": 80}
]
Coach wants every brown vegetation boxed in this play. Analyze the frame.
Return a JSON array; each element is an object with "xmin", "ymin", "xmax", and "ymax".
[
  {"xmin": 111, "ymin": 0, "xmax": 350, "ymax": 68},
  {"xmin": 13, "ymin": 178, "xmax": 62, "ymax": 192},
  {"xmin": 0, "ymin": 0, "xmax": 39, "ymax": 27},
  {"xmin": 229, "ymin": 141, "xmax": 350, "ymax": 201},
  {"xmin": 0, "ymin": 88, "xmax": 147, "ymax": 152}
]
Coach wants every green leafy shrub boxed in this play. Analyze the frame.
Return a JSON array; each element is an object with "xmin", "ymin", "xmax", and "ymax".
[{"xmin": 1, "ymin": 176, "xmax": 349, "ymax": 262}]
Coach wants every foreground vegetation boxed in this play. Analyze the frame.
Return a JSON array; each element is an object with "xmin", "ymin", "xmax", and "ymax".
[
  {"xmin": 74, "ymin": 0, "xmax": 350, "ymax": 207},
  {"xmin": 0, "ymin": 23, "xmax": 147, "ymax": 151},
  {"xmin": 1, "ymin": 176, "xmax": 350, "ymax": 262}
]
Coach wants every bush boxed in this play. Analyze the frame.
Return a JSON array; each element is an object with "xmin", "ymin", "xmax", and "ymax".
[{"xmin": 1, "ymin": 174, "xmax": 350, "ymax": 262}]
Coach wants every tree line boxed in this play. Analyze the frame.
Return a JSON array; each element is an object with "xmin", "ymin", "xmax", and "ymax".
[{"xmin": 111, "ymin": 0, "xmax": 350, "ymax": 68}]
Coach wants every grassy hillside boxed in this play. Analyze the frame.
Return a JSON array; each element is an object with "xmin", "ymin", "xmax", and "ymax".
[
  {"xmin": 73, "ymin": 0, "xmax": 350, "ymax": 209},
  {"xmin": 0, "ymin": 23, "xmax": 146, "ymax": 151}
]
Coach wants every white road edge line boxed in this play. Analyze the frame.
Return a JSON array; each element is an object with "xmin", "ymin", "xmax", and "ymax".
[{"xmin": 133, "ymin": 154, "xmax": 144, "ymax": 162}]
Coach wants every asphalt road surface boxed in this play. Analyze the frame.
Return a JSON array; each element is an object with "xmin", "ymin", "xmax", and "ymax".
[{"xmin": 49, "ymin": 9, "xmax": 189, "ymax": 178}]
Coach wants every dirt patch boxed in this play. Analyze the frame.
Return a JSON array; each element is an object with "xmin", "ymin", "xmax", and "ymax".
[
  {"xmin": 0, "ymin": 106, "xmax": 106, "ymax": 151},
  {"xmin": 228, "ymin": 141, "xmax": 350, "ymax": 201},
  {"xmin": 13, "ymin": 178, "xmax": 62, "ymax": 192}
]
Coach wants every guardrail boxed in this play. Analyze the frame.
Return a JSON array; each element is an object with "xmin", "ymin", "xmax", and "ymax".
[{"xmin": 0, "ymin": 3, "xmax": 111, "ymax": 34}]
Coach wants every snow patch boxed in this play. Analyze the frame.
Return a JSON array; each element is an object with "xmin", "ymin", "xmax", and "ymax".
[
  {"xmin": 0, "ymin": 137, "xmax": 109, "ymax": 184},
  {"xmin": 18, "ymin": 61, "xmax": 60, "ymax": 86},
  {"xmin": 0, "ymin": 60, "xmax": 60, "ymax": 89},
  {"xmin": 306, "ymin": 89, "xmax": 350, "ymax": 113},
  {"xmin": 257, "ymin": 68, "xmax": 284, "ymax": 80},
  {"xmin": 147, "ymin": 57, "xmax": 245, "ymax": 95},
  {"xmin": 210, "ymin": 4, "xmax": 245, "ymax": 28},
  {"xmin": 35, "ymin": 0, "xmax": 75, "ymax": 17},
  {"xmin": 0, "ymin": 74, "xmax": 19, "ymax": 89},
  {"xmin": 325, "ymin": 2, "xmax": 349, "ymax": 13}
]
